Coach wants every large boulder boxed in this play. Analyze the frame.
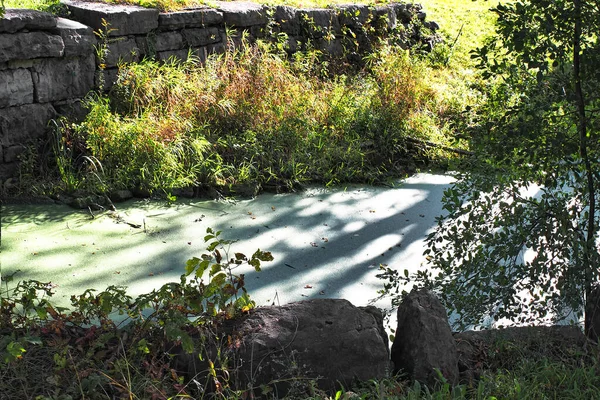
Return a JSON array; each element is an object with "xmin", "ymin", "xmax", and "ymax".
[
  {"xmin": 391, "ymin": 288, "xmax": 459, "ymax": 386},
  {"xmin": 174, "ymin": 299, "xmax": 390, "ymax": 397}
]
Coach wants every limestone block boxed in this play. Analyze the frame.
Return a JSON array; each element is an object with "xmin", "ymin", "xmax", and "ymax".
[
  {"xmin": 103, "ymin": 38, "xmax": 140, "ymax": 68},
  {"xmin": 0, "ymin": 103, "xmax": 56, "ymax": 146},
  {"xmin": 31, "ymin": 55, "xmax": 95, "ymax": 103},
  {"xmin": 63, "ymin": 0, "xmax": 158, "ymax": 37},
  {"xmin": 3, "ymin": 145, "xmax": 25, "ymax": 163},
  {"xmin": 273, "ymin": 6, "xmax": 300, "ymax": 36},
  {"xmin": 316, "ymin": 37, "xmax": 344, "ymax": 57},
  {"xmin": 95, "ymin": 68, "xmax": 120, "ymax": 91},
  {"xmin": 158, "ymin": 8, "xmax": 223, "ymax": 30},
  {"xmin": 373, "ymin": 6, "xmax": 397, "ymax": 31},
  {"xmin": 154, "ymin": 31, "xmax": 184, "ymax": 52},
  {"xmin": 0, "ymin": 32, "xmax": 64, "ymax": 63},
  {"xmin": 0, "ymin": 69, "xmax": 34, "ymax": 108},
  {"xmin": 182, "ymin": 27, "xmax": 220, "ymax": 47},
  {"xmin": 392, "ymin": 3, "xmax": 422, "ymax": 23},
  {"xmin": 207, "ymin": 41, "xmax": 226, "ymax": 56},
  {"xmin": 158, "ymin": 47, "xmax": 207, "ymax": 64},
  {"xmin": 336, "ymin": 4, "xmax": 371, "ymax": 30},
  {"xmin": 53, "ymin": 99, "xmax": 88, "ymax": 123},
  {"xmin": 0, "ymin": 9, "xmax": 56, "ymax": 33},
  {"xmin": 298, "ymin": 9, "xmax": 341, "ymax": 39},
  {"xmin": 0, "ymin": 163, "xmax": 19, "ymax": 181},
  {"xmin": 54, "ymin": 17, "xmax": 96, "ymax": 57},
  {"xmin": 157, "ymin": 48, "xmax": 191, "ymax": 63},
  {"xmin": 7, "ymin": 59, "xmax": 41, "ymax": 69},
  {"xmin": 214, "ymin": 1, "xmax": 268, "ymax": 27}
]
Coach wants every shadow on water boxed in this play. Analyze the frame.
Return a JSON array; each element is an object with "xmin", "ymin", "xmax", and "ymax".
[{"xmin": 0, "ymin": 174, "xmax": 454, "ymax": 314}]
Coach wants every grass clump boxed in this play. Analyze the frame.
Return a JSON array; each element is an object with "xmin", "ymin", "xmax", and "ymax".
[{"xmin": 44, "ymin": 38, "xmax": 456, "ymax": 198}]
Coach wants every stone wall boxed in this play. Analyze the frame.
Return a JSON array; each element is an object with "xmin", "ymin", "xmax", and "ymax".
[
  {"xmin": 0, "ymin": 1, "xmax": 439, "ymax": 185},
  {"xmin": 0, "ymin": 8, "xmax": 96, "ymax": 182}
]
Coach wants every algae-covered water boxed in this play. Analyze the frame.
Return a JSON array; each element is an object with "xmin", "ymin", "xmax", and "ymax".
[{"xmin": 1, "ymin": 173, "xmax": 454, "ymax": 314}]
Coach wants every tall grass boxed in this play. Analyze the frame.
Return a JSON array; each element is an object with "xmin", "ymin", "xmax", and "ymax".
[{"xmin": 66, "ymin": 38, "xmax": 457, "ymax": 195}]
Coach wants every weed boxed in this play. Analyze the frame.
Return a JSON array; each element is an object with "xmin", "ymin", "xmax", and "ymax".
[{"xmin": 0, "ymin": 228, "xmax": 273, "ymax": 398}]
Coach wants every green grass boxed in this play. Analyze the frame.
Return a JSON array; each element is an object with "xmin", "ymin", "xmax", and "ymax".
[{"xmin": 54, "ymin": 40, "xmax": 454, "ymax": 197}]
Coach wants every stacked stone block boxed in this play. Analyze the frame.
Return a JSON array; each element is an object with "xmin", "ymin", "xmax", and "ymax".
[
  {"xmin": 0, "ymin": 1, "xmax": 439, "ymax": 183},
  {"xmin": 0, "ymin": 8, "xmax": 95, "ymax": 182}
]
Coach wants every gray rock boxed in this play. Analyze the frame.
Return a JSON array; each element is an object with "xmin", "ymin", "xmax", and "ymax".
[
  {"xmin": 95, "ymin": 67, "xmax": 120, "ymax": 91},
  {"xmin": 0, "ymin": 31, "xmax": 64, "ymax": 63},
  {"xmin": 215, "ymin": 1, "xmax": 268, "ymax": 27},
  {"xmin": 0, "ymin": 103, "xmax": 56, "ymax": 146},
  {"xmin": 373, "ymin": 6, "xmax": 397, "ymax": 31},
  {"xmin": 424, "ymin": 20, "xmax": 440, "ymax": 31},
  {"xmin": 182, "ymin": 27, "xmax": 221, "ymax": 47},
  {"xmin": 153, "ymin": 31, "xmax": 184, "ymax": 52},
  {"xmin": 0, "ymin": 8, "xmax": 56, "ymax": 33},
  {"xmin": 31, "ymin": 55, "xmax": 95, "ymax": 103},
  {"xmin": 0, "ymin": 164, "xmax": 19, "ymax": 182},
  {"xmin": 157, "ymin": 48, "xmax": 192, "ymax": 63},
  {"xmin": 391, "ymin": 288, "xmax": 459, "ymax": 386},
  {"xmin": 174, "ymin": 299, "xmax": 390, "ymax": 397},
  {"xmin": 391, "ymin": 3, "xmax": 415, "ymax": 23},
  {"xmin": 54, "ymin": 17, "xmax": 96, "ymax": 57},
  {"xmin": 273, "ymin": 5, "xmax": 300, "ymax": 36},
  {"xmin": 336, "ymin": 5, "xmax": 371, "ymax": 30},
  {"xmin": 63, "ymin": 0, "xmax": 159, "ymax": 37},
  {"xmin": 316, "ymin": 37, "xmax": 344, "ymax": 57},
  {"xmin": 298, "ymin": 9, "xmax": 341, "ymax": 39},
  {"xmin": 158, "ymin": 8, "xmax": 223, "ymax": 30},
  {"xmin": 3, "ymin": 144, "xmax": 25, "ymax": 163},
  {"xmin": 102, "ymin": 37, "xmax": 140, "ymax": 68},
  {"xmin": 0, "ymin": 69, "xmax": 34, "ymax": 108},
  {"xmin": 53, "ymin": 99, "xmax": 88, "ymax": 122}
]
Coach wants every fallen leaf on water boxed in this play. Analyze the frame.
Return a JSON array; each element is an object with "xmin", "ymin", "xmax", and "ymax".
[
  {"xmin": 322, "ymin": 237, "xmax": 329, "ymax": 242},
  {"xmin": 148, "ymin": 273, "xmax": 154, "ymax": 276},
  {"xmin": 304, "ymin": 285, "xmax": 313, "ymax": 289},
  {"xmin": 271, "ymin": 206, "xmax": 276, "ymax": 211},
  {"xmin": 114, "ymin": 271, "xmax": 120, "ymax": 274}
]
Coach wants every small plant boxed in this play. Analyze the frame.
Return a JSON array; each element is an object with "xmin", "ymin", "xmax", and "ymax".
[{"xmin": 0, "ymin": 228, "xmax": 273, "ymax": 398}]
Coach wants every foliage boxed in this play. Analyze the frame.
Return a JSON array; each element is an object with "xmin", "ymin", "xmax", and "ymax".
[
  {"xmin": 380, "ymin": 0, "xmax": 600, "ymax": 331},
  {"xmin": 51, "ymin": 37, "xmax": 455, "ymax": 197},
  {"xmin": 0, "ymin": 228, "xmax": 272, "ymax": 398}
]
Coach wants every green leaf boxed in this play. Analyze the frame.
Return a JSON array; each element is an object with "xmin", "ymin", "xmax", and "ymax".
[
  {"xmin": 210, "ymin": 263, "xmax": 222, "ymax": 276},
  {"xmin": 207, "ymin": 241, "xmax": 219, "ymax": 252},
  {"xmin": 195, "ymin": 259, "xmax": 211, "ymax": 278},
  {"xmin": 185, "ymin": 257, "xmax": 200, "ymax": 276},
  {"xmin": 249, "ymin": 258, "xmax": 261, "ymax": 271}
]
